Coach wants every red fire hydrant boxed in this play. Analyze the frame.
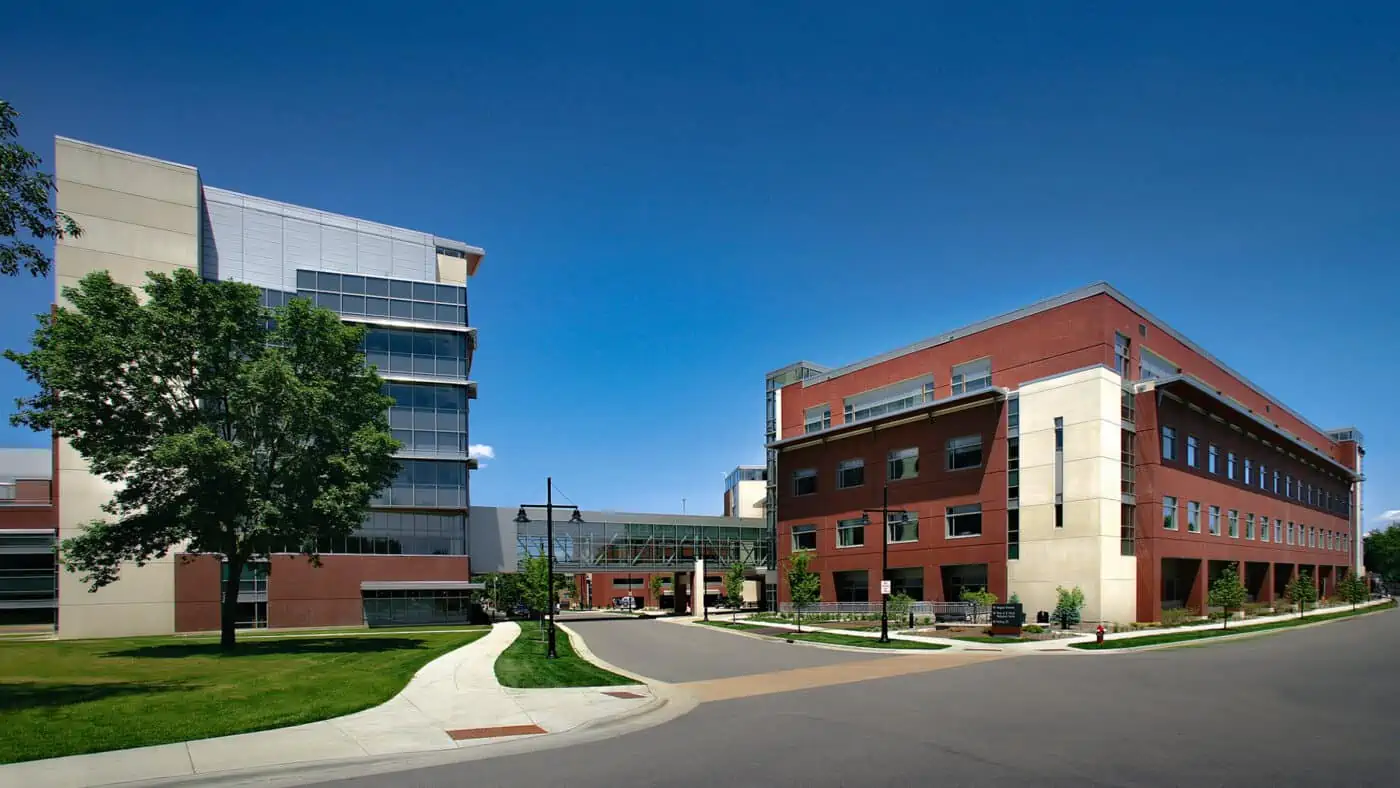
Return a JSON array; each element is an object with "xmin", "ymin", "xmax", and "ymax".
[{"xmin": 1095, "ymin": 624, "xmax": 1105, "ymax": 645}]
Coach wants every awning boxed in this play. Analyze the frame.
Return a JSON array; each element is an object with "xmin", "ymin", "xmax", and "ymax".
[
  {"xmin": 360, "ymin": 580, "xmax": 485, "ymax": 592},
  {"xmin": 769, "ymin": 386, "xmax": 1007, "ymax": 451}
]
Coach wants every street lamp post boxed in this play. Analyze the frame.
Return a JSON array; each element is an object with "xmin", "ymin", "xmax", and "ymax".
[
  {"xmin": 515, "ymin": 476, "xmax": 583, "ymax": 660},
  {"xmin": 862, "ymin": 484, "xmax": 908, "ymax": 644}
]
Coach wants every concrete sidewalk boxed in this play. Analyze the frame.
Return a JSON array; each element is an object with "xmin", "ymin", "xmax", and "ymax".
[{"xmin": 1, "ymin": 621, "xmax": 660, "ymax": 788}]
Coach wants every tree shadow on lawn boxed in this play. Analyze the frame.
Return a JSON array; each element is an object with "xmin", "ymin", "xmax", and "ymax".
[
  {"xmin": 0, "ymin": 680, "xmax": 190, "ymax": 712},
  {"xmin": 104, "ymin": 637, "xmax": 430, "ymax": 659}
]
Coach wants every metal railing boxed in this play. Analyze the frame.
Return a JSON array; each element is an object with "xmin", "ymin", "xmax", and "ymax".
[{"xmin": 777, "ymin": 601, "xmax": 984, "ymax": 623}]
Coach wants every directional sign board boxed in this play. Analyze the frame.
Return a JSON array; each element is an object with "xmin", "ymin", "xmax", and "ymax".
[
  {"xmin": 880, "ymin": 580, "xmax": 892, "ymax": 595},
  {"xmin": 990, "ymin": 603, "xmax": 1023, "ymax": 636}
]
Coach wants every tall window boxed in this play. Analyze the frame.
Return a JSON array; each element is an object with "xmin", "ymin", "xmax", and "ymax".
[
  {"xmin": 1115, "ymin": 333, "xmax": 1132, "ymax": 376},
  {"xmin": 1244, "ymin": 458, "xmax": 1252, "ymax": 485},
  {"xmin": 1121, "ymin": 430, "xmax": 1136, "ymax": 496},
  {"xmin": 1308, "ymin": 526, "xmax": 1315, "ymax": 548},
  {"xmin": 1121, "ymin": 503, "xmax": 1136, "ymax": 556},
  {"xmin": 1007, "ymin": 509, "xmax": 1020, "ymax": 560},
  {"xmin": 1208, "ymin": 505, "xmax": 1221, "ymax": 536},
  {"xmin": 1227, "ymin": 452, "xmax": 1237, "ymax": 480},
  {"xmin": 836, "ymin": 518, "xmax": 865, "ymax": 548},
  {"xmin": 1287, "ymin": 522, "xmax": 1294, "ymax": 545},
  {"xmin": 837, "ymin": 458, "xmax": 865, "ymax": 489},
  {"xmin": 951, "ymin": 358, "xmax": 992, "ymax": 395},
  {"xmin": 793, "ymin": 468, "xmax": 817, "ymax": 496},
  {"xmin": 1187, "ymin": 501, "xmax": 1201, "ymax": 533},
  {"xmin": 1163, "ymin": 496, "xmax": 1178, "ymax": 530},
  {"xmin": 887, "ymin": 447, "xmax": 919, "ymax": 481},
  {"xmin": 1161, "ymin": 426, "xmax": 1177, "ymax": 461},
  {"xmin": 1054, "ymin": 417, "xmax": 1064, "ymax": 528},
  {"xmin": 1273, "ymin": 471, "xmax": 1280, "ymax": 494},
  {"xmin": 1273, "ymin": 519, "xmax": 1282, "ymax": 543},
  {"xmin": 1228, "ymin": 509, "xmax": 1239, "ymax": 538},
  {"xmin": 1007, "ymin": 437, "xmax": 1020, "ymax": 501},
  {"xmin": 887, "ymin": 511, "xmax": 918, "ymax": 543},
  {"xmin": 1245, "ymin": 513, "xmax": 1255, "ymax": 540},
  {"xmin": 1186, "ymin": 436, "xmax": 1199, "ymax": 468},
  {"xmin": 1208, "ymin": 445, "xmax": 1219, "ymax": 474},
  {"xmin": 946, "ymin": 435, "xmax": 984, "ymax": 470},
  {"xmin": 946, "ymin": 504, "xmax": 983, "ymax": 538},
  {"xmin": 791, "ymin": 524, "xmax": 817, "ymax": 551},
  {"xmin": 1285, "ymin": 475, "xmax": 1293, "ymax": 498},
  {"xmin": 804, "ymin": 406, "xmax": 831, "ymax": 434},
  {"xmin": 1258, "ymin": 463, "xmax": 1267, "ymax": 490}
]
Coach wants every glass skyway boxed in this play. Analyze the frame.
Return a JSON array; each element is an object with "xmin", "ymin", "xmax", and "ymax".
[{"xmin": 515, "ymin": 514, "xmax": 768, "ymax": 572}]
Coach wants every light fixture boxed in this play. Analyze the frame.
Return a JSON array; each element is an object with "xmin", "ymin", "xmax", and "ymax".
[
  {"xmin": 569, "ymin": 509, "xmax": 584, "ymax": 524},
  {"xmin": 514, "ymin": 507, "xmax": 530, "ymax": 524}
]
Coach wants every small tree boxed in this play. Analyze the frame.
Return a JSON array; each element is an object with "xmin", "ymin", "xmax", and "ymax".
[
  {"xmin": 959, "ymin": 587, "xmax": 998, "ymax": 622},
  {"xmin": 1207, "ymin": 562, "xmax": 1247, "ymax": 630},
  {"xmin": 1053, "ymin": 585, "xmax": 1085, "ymax": 630},
  {"xmin": 888, "ymin": 592, "xmax": 914, "ymax": 628},
  {"xmin": 648, "ymin": 575, "xmax": 666, "ymax": 609},
  {"xmin": 785, "ymin": 550, "xmax": 821, "ymax": 633},
  {"xmin": 1338, "ymin": 573, "xmax": 1368, "ymax": 611},
  {"xmin": 2, "ymin": 100, "xmax": 83, "ymax": 278},
  {"xmin": 723, "ymin": 561, "xmax": 746, "ymax": 621},
  {"xmin": 1285, "ymin": 571, "xmax": 1318, "ymax": 618},
  {"xmin": 519, "ymin": 554, "xmax": 564, "ymax": 621}
]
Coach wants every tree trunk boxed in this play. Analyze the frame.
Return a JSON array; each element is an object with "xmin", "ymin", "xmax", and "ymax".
[{"xmin": 221, "ymin": 556, "xmax": 244, "ymax": 651}]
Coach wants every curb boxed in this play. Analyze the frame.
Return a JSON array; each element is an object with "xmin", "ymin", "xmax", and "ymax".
[
  {"xmin": 1063, "ymin": 602, "xmax": 1396, "ymax": 654},
  {"xmin": 686, "ymin": 620, "xmax": 954, "ymax": 655}
]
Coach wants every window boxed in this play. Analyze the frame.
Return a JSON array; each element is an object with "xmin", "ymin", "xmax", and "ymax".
[
  {"xmin": 1287, "ymin": 522, "xmax": 1294, "ymax": 545},
  {"xmin": 791, "ymin": 524, "xmax": 817, "ymax": 551},
  {"xmin": 1162, "ymin": 426, "xmax": 1177, "ymax": 461},
  {"xmin": 804, "ymin": 406, "xmax": 831, "ymax": 434},
  {"xmin": 1187, "ymin": 501, "xmax": 1201, "ymax": 533},
  {"xmin": 946, "ymin": 435, "xmax": 983, "ymax": 470},
  {"xmin": 1285, "ymin": 475, "xmax": 1292, "ymax": 499},
  {"xmin": 1244, "ymin": 458, "xmax": 1252, "ymax": 485},
  {"xmin": 793, "ymin": 468, "xmax": 817, "ymax": 496},
  {"xmin": 1007, "ymin": 438, "xmax": 1020, "ymax": 501},
  {"xmin": 1307, "ymin": 484, "xmax": 1314, "ymax": 506},
  {"xmin": 833, "ymin": 570, "xmax": 869, "ymax": 602},
  {"xmin": 385, "ymin": 382, "xmax": 470, "ymax": 458},
  {"xmin": 1245, "ymin": 513, "xmax": 1255, "ymax": 540},
  {"xmin": 1121, "ymin": 503, "xmax": 1136, "ymax": 556},
  {"xmin": 1163, "ymin": 496, "xmax": 1178, "ymax": 530},
  {"xmin": 1186, "ymin": 436, "xmax": 1199, "ymax": 468},
  {"xmin": 1121, "ymin": 430, "xmax": 1136, "ymax": 496},
  {"xmin": 1055, "ymin": 503, "xmax": 1064, "ymax": 529},
  {"xmin": 1007, "ymin": 396, "xmax": 1019, "ymax": 431},
  {"xmin": 888, "ymin": 447, "xmax": 919, "ymax": 481},
  {"xmin": 1140, "ymin": 348, "xmax": 1175, "ymax": 380},
  {"xmin": 1208, "ymin": 445, "xmax": 1219, "ymax": 474},
  {"xmin": 1007, "ymin": 509, "xmax": 1020, "ymax": 560},
  {"xmin": 946, "ymin": 504, "xmax": 983, "ymax": 538},
  {"xmin": 1228, "ymin": 452, "xmax": 1237, "ymax": 480},
  {"xmin": 951, "ymin": 358, "xmax": 992, "ymax": 395},
  {"xmin": 374, "ymin": 460, "xmax": 468, "ymax": 509},
  {"xmin": 1273, "ymin": 519, "xmax": 1282, "ymax": 543},
  {"xmin": 1308, "ymin": 526, "xmax": 1315, "ymax": 548},
  {"xmin": 844, "ymin": 377, "xmax": 934, "ymax": 423},
  {"xmin": 1114, "ymin": 333, "xmax": 1131, "ymax": 376},
  {"xmin": 1273, "ymin": 470, "xmax": 1280, "ymax": 494},
  {"xmin": 362, "ymin": 327, "xmax": 468, "ymax": 382},
  {"xmin": 1209, "ymin": 505, "xmax": 1221, "ymax": 536},
  {"xmin": 887, "ymin": 511, "xmax": 918, "ymax": 543},
  {"xmin": 1228, "ymin": 509, "xmax": 1239, "ymax": 538},
  {"xmin": 837, "ymin": 518, "xmax": 865, "ymax": 548},
  {"xmin": 837, "ymin": 458, "xmax": 865, "ymax": 490}
]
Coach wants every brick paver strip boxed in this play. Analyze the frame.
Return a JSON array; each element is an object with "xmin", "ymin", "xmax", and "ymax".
[
  {"xmin": 602, "ymin": 690, "xmax": 646, "ymax": 699},
  {"xmin": 679, "ymin": 653, "xmax": 1005, "ymax": 703},
  {"xmin": 446, "ymin": 724, "xmax": 547, "ymax": 740}
]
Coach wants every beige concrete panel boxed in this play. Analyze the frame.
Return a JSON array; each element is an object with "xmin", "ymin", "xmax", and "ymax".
[
  {"xmin": 1017, "ymin": 464, "xmax": 1054, "ymax": 507},
  {"xmin": 58, "ymin": 601, "xmax": 175, "ymax": 639},
  {"xmin": 1061, "ymin": 419, "xmax": 1117, "ymax": 464},
  {"xmin": 436, "ymin": 253, "xmax": 468, "ymax": 285},
  {"xmin": 55, "ymin": 248, "xmax": 189, "ymax": 293},
  {"xmin": 58, "ymin": 213, "xmax": 199, "ymax": 269},
  {"xmin": 1097, "ymin": 578, "xmax": 1137, "ymax": 624},
  {"xmin": 56, "ymin": 138, "xmax": 198, "ymax": 207},
  {"xmin": 56, "ymin": 180, "xmax": 198, "ymax": 235}
]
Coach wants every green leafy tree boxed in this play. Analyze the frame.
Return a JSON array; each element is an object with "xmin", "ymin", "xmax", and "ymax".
[
  {"xmin": 1, "ymin": 100, "xmax": 82, "ymax": 278},
  {"xmin": 1338, "ymin": 573, "xmax": 1369, "ymax": 611},
  {"xmin": 1363, "ymin": 525, "xmax": 1400, "ymax": 581},
  {"xmin": 6, "ymin": 269, "xmax": 398, "ymax": 648},
  {"xmin": 723, "ymin": 561, "xmax": 746, "ymax": 621},
  {"xmin": 649, "ymin": 575, "xmax": 666, "ymax": 609},
  {"xmin": 959, "ymin": 587, "xmax": 998, "ymax": 608},
  {"xmin": 519, "ymin": 553, "xmax": 566, "ymax": 620},
  {"xmin": 1053, "ymin": 585, "xmax": 1086, "ymax": 629},
  {"xmin": 1207, "ymin": 562, "xmax": 1247, "ymax": 630},
  {"xmin": 785, "ymin": 550, "xmax": 821, "ymax": 633},
  {"xmin": 483, "ymin": 572, "xmax": 524, "ymax": 616},
  {"xmin": 1285, "ymin": 570, "xmax": 1318, "ymax": 617},
  {"xmin": 888, "ymin": 592, "xmax": 914, "ymax": 628}
]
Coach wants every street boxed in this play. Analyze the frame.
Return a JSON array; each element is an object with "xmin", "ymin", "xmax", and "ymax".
[{"xmin": 319, "ymin": 608, "xmax": 1400, "ymax": 787}]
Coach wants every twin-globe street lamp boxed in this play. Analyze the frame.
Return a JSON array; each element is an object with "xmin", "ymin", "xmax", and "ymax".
[
  {"xmin": 515, "ymin": 476, "xmax": 584, "ymax": 660},
  {"xmin": 858, "ymin": 484, "xmax": 911, "ymax": 644}
]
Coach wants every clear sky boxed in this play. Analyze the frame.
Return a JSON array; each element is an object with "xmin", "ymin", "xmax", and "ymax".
[{"xmin": 2, "ymin": 2, "xmax": 1397, "ymax": 525}]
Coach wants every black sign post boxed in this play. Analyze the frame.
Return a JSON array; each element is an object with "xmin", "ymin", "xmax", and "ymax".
[{"xmin": 990, "ymin": 603, "xmax": 1023, "ymax": 637}]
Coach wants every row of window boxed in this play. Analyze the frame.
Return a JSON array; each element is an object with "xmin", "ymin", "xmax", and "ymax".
[
  {"xmin": 801, "ymin": 360, "xmax": 995, "ymax": 435},
  {"xmin": 790, "ymin": 503, "xmax": 984, "ymax": 551},
  {"xmin": 1160, "ymin": 495, "xmax": 1351, "ymax": 552},
  {"xmin": 792, "ymin": 436, "xmax": 983, "ymax": 496},
  {"xmin": 1160, "ymin": 425, "xmax": 1349, "ymax": 516}
]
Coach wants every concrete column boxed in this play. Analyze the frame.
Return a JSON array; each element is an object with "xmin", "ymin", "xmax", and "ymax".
[
  {"xmin": 672, "ymin": 571, "xmax": 686, "ymax": 614},
  {"xmin": 692, "ymin": 559, "xmax": 706, "ymax": 617},
  {"xmin": 1260, "ymin": 563, "xmax": 1274, "ymax": 603},
  {"xmin": 1187, "ymin": 559, "xmax": 1208, "ymax": 614}
]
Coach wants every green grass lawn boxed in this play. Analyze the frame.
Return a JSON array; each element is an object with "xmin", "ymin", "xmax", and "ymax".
[
  {"xmin": 1072, "ymin": 601, "xmax": 1396, "ymax": 650},
  {"xmin": 0, "ymin": 628, "xmax": 487, "ymax": 765},
  {"xmin": 493, "ymin": 624, "xmax": 635, "ymax": 689},
  {"xmin": 951, "ymin": 635, "xmax": 1041, "ymax": 644},
  {"xmin": 701, "ymin": 621, "xmax": 947, "ymax": 650}
]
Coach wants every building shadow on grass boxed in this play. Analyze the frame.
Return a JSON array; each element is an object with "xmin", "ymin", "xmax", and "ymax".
[
  {"xmin": 0, "ymin": 680, "xmax": 189, "ymax": 712},
  {"xmin": 104, "ymin": 637, "xmax": 429, "ymax": 659}
]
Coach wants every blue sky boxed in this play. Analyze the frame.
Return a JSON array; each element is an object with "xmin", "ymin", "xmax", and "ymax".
[{"xmin": 2, "ymin": 2, "xmax": 1397, "ymax": 524}]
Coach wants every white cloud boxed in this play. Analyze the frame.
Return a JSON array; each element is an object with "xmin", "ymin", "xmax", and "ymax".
[
  {"xmin": 469, "ymin": 444, "xmax": 494, "ymax": 468},
  {"xmin": 1375, "ymin": 509, "xmax": 1400, "ymax": 524}
]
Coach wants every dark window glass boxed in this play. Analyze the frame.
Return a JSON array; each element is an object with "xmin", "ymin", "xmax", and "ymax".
[
  {"xmin": 413, "ymin": 282, "xmax": 437, "ymax": 302},
  {"xmin": 342, "ymin": 275, "xmax": 365, "ymax": 294},
  {"xmin": 318, "ymin": 272, "xmax": 342, "ymax": 291},
  {"xmin": 342, "ymin": 295, "xmax": 366, "ymax": 314},
  {"xmin": 390, "ymin": 280, "xmax": 413, "ymax": 299},
  {"xmin": 365, "ymin": 277, "xmax": 390, "ymax": 297},
  {"xmin": 296, "ymin": 270, "xmax": 317, "ymax": 289},
  {"xmin": 390, "ymin": 300, "xmax": 413, "ymax": 319}
]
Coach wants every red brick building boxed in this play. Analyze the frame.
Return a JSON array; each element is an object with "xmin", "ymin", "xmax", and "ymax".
[
  {"xmin": 0, "ymin": 448, "xmax": 58, "ymax": 627},
  {"xmin": 769, "ymin": 283, "xmax": 1362, "ymax": 623}
]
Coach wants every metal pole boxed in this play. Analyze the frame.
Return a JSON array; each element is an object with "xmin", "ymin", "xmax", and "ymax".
[
  {"xmin": 880, "ymin": 483, "xmax": 890, "ymax": 643},
  {"xmin": 546, "ymin": 476, "xmax": 557, "ymax": 659}
]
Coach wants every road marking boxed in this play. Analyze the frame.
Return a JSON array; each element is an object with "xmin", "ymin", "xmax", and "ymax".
[{"xmin": 678, "ymin": 653, "xmax": 1006, "ymax": 703}]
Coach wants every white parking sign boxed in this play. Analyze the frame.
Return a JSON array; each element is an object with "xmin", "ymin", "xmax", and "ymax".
[{"xmin": 880, "ymin": 580, "xmax": 892, "ymax": 595}]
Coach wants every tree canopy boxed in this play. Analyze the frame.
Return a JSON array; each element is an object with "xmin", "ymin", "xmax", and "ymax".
[
  {"xmin": 1207, "ymin": 563, "xmax": 1247, "ymax": 629},
  {"xmin": 1284, "ymin": 571, "xmax": 1318, "ymax": 617},
  {"xmin": 5, "ymin": 269, "xmax": 400, "ymax": 647},
  {"xmin": 1, "ymin": 99, "xmax": 82, "ymax": 278},
  {"xmin": 785, "ymin": 550, "xmax": 821, "ymax": 632},
  {"xmin": 1363, "ymin": 525, "xmax": 1400, "ymax": 581},
  {"xmin": 723, "ymin": 561, "xmax": 746, "ymax": 621}
]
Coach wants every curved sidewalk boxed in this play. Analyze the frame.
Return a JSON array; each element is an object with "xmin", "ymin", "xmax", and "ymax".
[{"xmin": 1, "ymin": 621, "xmax": 659, "ymax": 788}]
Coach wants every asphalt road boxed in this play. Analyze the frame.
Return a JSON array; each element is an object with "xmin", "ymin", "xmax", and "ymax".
[{"xmin": 323, "ymin": 609, "xmax": 1400, "ymax": 787}]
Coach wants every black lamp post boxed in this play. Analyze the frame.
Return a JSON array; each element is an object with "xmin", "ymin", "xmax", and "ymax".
[
  {"xmin": 515, "ymin": 476, "xmax": 584, "ymax": 660},
  {"xmin": 862, "ymin": 484, "xmax": 909, "ymax": 643}
]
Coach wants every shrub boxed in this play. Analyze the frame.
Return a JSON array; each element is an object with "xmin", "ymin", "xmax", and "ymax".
[
  {"xmin": 1023, "ymin": 624, "xmax": 1044, "ymax": 634},
  {"xmin": 1053, "ymin": 585, "xmax": 1085, "ymax": 628},
  {"xmin": 1160, "ymin": 607, "xmax": 1201, "ymax": 628}
]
